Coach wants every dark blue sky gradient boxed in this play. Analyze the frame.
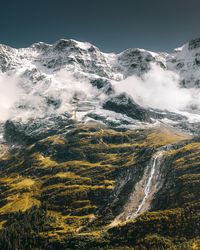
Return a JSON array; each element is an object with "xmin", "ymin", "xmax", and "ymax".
[{"xmin": 1, "ymin": 0, "xmax": 200, "ymax": 52}]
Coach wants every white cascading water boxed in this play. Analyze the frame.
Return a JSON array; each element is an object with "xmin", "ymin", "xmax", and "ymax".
[
  {"xmin": 110, "ymin": 150, "xmax": 165, "ymax": 227},
  {"xmin": 132, "ymin": 151, "xmax": 164, "ymax": 218}
]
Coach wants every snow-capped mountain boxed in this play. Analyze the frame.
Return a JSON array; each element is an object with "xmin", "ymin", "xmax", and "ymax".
[
  {"xmin": 167, "ymin": 38, "xmax": 200, "ymax": 88},
  {"xmin": 0, "ymin": 38, "xmax": 165, "ymax": 80},
  {"xmin": 1, "ymin": 37, "xmax": 200, "ymax": 85},
  {"xmin": 0, "ymin": 38, "xmax": 200, "ymax": 133}
]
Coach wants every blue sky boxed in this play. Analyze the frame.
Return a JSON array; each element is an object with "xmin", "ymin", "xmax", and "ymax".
[{"xmin": 1, "ymin": 0, "xmax": 200, "ymax": 52}]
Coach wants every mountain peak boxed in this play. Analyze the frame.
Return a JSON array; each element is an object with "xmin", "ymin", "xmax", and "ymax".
[
  {"xmin": 52, "ymin": 38, "xmax": 95, "ymax": 51},
  {"xmin": 30, "ymin": 42, "xmax": 51, "ymax": 51}
]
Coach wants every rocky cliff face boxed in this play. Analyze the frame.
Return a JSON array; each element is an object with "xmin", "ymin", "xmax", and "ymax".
[{"xmin": 167, "ymin": 38, "xmax": 200, "ymax": 88}]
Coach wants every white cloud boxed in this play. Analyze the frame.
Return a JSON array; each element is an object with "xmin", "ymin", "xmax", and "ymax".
[
  {"xmin": 0, "ymin": 73, "xmax": 23, "ymax": 121},
  {"xmin": 113, "ymin": 64, "xmax": 200, "ymax": 112},
  {"xmin": 0, "ymin": 65, "xmax": 200, "ymax": 123},
  {"xmin": 0, "ymin": 70, "xmax": 100, "ymax": 122}
]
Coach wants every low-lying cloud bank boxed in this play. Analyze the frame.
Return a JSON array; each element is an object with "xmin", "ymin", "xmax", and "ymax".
[
  {"xmin": 0, "ymin": 64, "xmax": 200, "ymax": 122},
  {"xmin": 0, "ymin": 70, "xmax": 99, "ymax": 122},
  {"xmin": 0, "ymin": 74, "xmax": 23, "ymax": 121},
  {"xmin": 113, "ymin": 64, "xmax": 200, "ymax": 112}
]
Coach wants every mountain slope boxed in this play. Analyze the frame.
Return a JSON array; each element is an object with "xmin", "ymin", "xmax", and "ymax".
[
  {"xmin": 0, "ymin": 122, "xmax": 194, "ymax": 249},
  {"xmin": 0, "ymin": 38, "xmax": 200, "ymax": 249}
]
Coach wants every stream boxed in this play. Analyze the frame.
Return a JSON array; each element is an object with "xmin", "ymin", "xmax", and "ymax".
[
  {"xmin": 131, "ymin": 151, "xmax": 164, "ymax": 219},
  {"xmin": 110, "ymin": 149, "xmax": 166, "ymax": 226}
]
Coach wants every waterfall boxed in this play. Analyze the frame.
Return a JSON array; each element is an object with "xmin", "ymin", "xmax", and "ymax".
[
  {"xmin": 0, "ymin": 124, "xmax": 6, "ymax": 159},
  {"xmin": 110, "ymin": 149, "xmax": 166, "ymax": 226},
  {"xmin": 131, "ymin": 151, "xmax": 164, "ymax": 219}
]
